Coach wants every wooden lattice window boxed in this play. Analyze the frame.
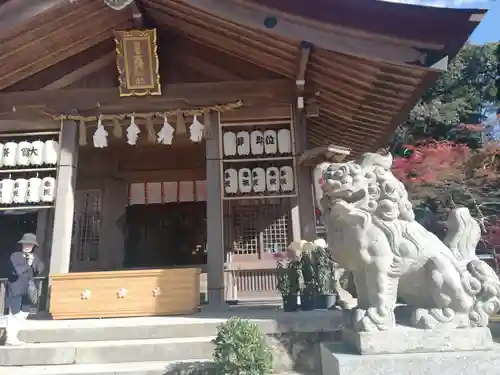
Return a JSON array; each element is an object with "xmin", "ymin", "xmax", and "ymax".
[
  {"xmin": 71, "ymin": 190, "xmax": 102, "ymax": 270},
  {"xmin": 228, "ymin": 200, "xmax": 290, "ymax": 263}
]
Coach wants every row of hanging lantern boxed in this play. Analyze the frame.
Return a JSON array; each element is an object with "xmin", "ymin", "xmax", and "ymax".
[
  {"xmin": 224, "ymin": 166, "xmax": 294, "ymax": 195},
  {"xmin": 0, "ymin": 139, "xmax": 59, "ymax": 168},
  {"xmin": 0, "ymin": 176, "xmax": 56, "ymax": 205},
  {"xmin": 223, "ymin": 129, "xmax": 292, "ymax": 157}
]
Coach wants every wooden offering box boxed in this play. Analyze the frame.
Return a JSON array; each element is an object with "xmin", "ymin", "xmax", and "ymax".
[{"xmin": 49, "ymin": 268, "xmax": 201, "ymax": 319}]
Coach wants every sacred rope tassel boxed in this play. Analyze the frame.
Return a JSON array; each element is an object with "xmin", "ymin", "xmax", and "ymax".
[
  {"xmin": 93, "ymin": 116, "xmax": 108, "ymax": 148},
  {"xmin": 157, "ymin": 114, "xmax": 175, "ymax": 145},
  {"xmin": 203, "ymin": 112, "xmax": 212, "ymax": 138},
  {"xmin": 112, "ymin": 119, "xmax": 123, "ymax": 139},
  {"xmin": 176, "ymin": 113, "xmax": 187, "ymax": 136},
  {"xmin": 126, "ymin": 115, "xmax": 141, "ymax": 145},
  {"xmin": 145, "ymin": 116, "xmax": 156, "ymax": 143},
  {"xmin": 79, "ymin": 119, "xmax": 88, "ymax": 146},
  {"xmin": 189, "ymin": 115, "xmax": 204, "ymax": 143}
]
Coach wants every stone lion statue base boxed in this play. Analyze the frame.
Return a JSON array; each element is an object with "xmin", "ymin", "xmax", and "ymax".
[{"xmin": 315, "ymin": 152, "xmax": 500, "ymax": 332}]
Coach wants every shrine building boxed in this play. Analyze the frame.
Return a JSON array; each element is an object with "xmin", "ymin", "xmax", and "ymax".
[{"xmin": 0, "ymin": 0, "xmax": 485, "ymax": 318}]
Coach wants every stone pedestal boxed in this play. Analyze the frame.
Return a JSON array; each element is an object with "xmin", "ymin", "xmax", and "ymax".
[{"xmin": 321, "ymin": 326, "xmax": 500, "ymax": 375}]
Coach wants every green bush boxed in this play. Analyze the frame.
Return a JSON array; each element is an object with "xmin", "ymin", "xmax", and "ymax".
[{"xmin": 212, "ymin": 317, "xmax": 273, "ymax": 375}]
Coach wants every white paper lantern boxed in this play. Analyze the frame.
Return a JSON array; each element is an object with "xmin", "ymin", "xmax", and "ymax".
[
  {"xmin": 238, "ymin": 168, "xmax": 252, "ymax": 193},
  {"xmin": 266, "ymin": 167, "xmax": 280, "ymax": 192},
  {"xmin": 0, "ymin": 178, "xmax": 15, "ymax": 204},
  {"xmin": 30, "ymin": 140, "xmax": 45, "ymax": 166},
  {"xmin": 223, "ymin": 132, "xmax": 237, "ymax": 157},
  {"xmin": 250, "ymin": 131, "xmax": 264, "ymax": 155},
  {"xmin": 236, "ymin": 131, "xmax": 250, "ymax": 156},
  {"xmin": 277, "ymin": 129, "xmax": 292, "ymax": 154},
  {"xmin": 263, "ymin": 130, "xmax": 277, "ymax": 155},
  {"xmin": 280, "ymin": 166, "xmax": 294, "ymax": 192},
  {"xmin": 16, "ymin": 141, "xmax": 32, "ymax": 167},
  {"xmin": 27, "ymin": 177, "xmax": 42, "ymax": 203},
  {"xmin": 3, "ymin": 142, "xmax": 18, "ymax": 167},
  {"xmin": 251, "ymin": 168, "xmax": 266, "ymax": 193},
  {"xmin": 41, "ymin": 177, "xmax": 56, "ymax": 203},
  {"xmin": 13, "ymin": 178, "xmax": 28, "ymax": 204},
  {"xmin": 224, "ymin": 169, "xmax": 238, "ymax": 194},
  {"xmin": 44, "ymin": 140, "xmax": 59, "ymax": 165},
  {"xmin": 0, "ymin": 143, "xmax": 4, "ymax": 168}
]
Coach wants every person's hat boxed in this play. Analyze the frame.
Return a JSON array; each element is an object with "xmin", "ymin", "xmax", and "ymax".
[{"xmin": 18, "ymin": 233, "xmax": 38, "ymax": 246}]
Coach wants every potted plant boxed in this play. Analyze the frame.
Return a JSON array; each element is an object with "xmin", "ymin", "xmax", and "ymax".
[
  {"xmin": 212, "ymin": 317, "xmax": 273, "ymax": 375},
  {"xmin": 299, "ymin": 252, "xmax": 316, "ymax": 311},
  {"xmin": 276, "ymin": 258, "xmax": 300, "ymax": 312},
  {"xmin": 312, "ymin": 241, "xmax": 337, "ymax": 309}
]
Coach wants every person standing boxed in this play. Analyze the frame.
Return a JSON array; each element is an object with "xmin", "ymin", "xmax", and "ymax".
[{"xmin": 4, "ymin": 233, "xmax": 44, "ymax": 346}]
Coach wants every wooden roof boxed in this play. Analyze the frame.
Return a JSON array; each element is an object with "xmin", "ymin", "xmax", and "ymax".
[{"xmin": 0, "ymin": 0, "xmax": 486, "ymax": 155}]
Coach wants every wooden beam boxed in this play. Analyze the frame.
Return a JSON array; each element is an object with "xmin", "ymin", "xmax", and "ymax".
[
  {"xmin": 42, "ymin": 53, "xmax": 115, "ymax": 90},
  {"xmin": 0, "ymin": 0, "xmax": 67, "ymax": 39},
  {"xmin": 151, "ymin": 0, "xmax": 429, "ymax": 67},
  {"xmin": 0, "ymin": 79, "xmax": 294, "ymax": 115}
]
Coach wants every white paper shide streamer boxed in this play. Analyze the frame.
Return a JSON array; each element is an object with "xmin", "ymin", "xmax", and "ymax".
[
  {"xmin": 44, "ymin": 140, "xmax": 59, "ymax": 165},
  {"xmin": 224, "ymin": 169, "xmax": 238, "ymax": 194},
  {"xmin": 0, "ymin": 178, "xmax": 14, "ymax": 204},
  {"xmin": 13, "ymin": 178, "xmax": 28, "ymax": 204},
  {"xmin": 3, "ymin": 142, "xmax": 17, "ymax": 167},
  {"xmin": 16, "ymin": 141, "xmax": 31, "ymax": 166},
  {"xmin": 27, "ymin": 177, "xmax": 42, "ymax": 203},
  {"xmin": 189, "ymin": 115, "xmax": 204, "ymax": 143},
  {"xmin": 41, "ymin": 177, "xmax": 56, "ymax": 203},
  {"xmin": 157, "ymin": 114, "xmax": 175, "ymax": 145},
  {"xmin": 223, "ymin": 132, "xmax": 237, "ymax": 157},
  {"xmin": 126, "ymin": 115, "xmax": 141, "ymax": 146},
  {"xmin": 30, "ymin": 140, "xmax": 45, "ymax": 166},
  {"xmin": 93, "ymin": 116, "xmax": 108, "ymax": 148}
]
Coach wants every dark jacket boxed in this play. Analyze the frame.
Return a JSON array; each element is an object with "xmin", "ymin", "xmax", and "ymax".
[{"xmin": 7, "ymin": 251, "xmax": 44, "ymax": 297}]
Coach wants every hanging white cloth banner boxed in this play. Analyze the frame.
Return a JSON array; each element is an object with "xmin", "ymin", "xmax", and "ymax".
[
  {"xmin": 238, "ymin": 168, "xmax": 252, "ymax": 193},
  {"xmin": 93, "ymin": 116, "xmax": 108, "ymax": 148},
  {"xmin": 126, "ymin": 115, "xmax": 141, "ymax": 145},
  {"xmin": 189, "ymin": 115, "xmax": 204, "ymax": 143},
  {"xmin": 0, "ymin": 143, "xmax": 4, "ymax": 168},
  {"xmin": 41, "ymin": 177, "xmax": 56, "ymax": 203},
  {"xmin": 236, "ymin": 131, "xmax": 250, "ymax": 156},
  {"xmin": 263, "ymin": 130, "xmax": 278, "ymax": 155},
  {"xmin": 27, "ymin": 177, "xmax": 42, "ymax": 203},
  {"xmin": 157, "ymin": 115, "xmax": 175, "ymax": 145},
  {"xmin": 277, "ymin": 129, "xmax": 292, "ymax": 154},
  {"xmin": 13, "ymin": 178, "xmax": 28, "ymax": 204},
  {"xmin": 251, "ymin": 167, "xmax": 266, "ymax": 193},
  {"xmin": 30, "ymin": 140, "xmax": 45, "ymax": 166},
  {"xmin": 223, "ymin": 132, "xmax": 237, "ymax": 157},
  {"xmin": 0, "ymin": 178, "xmax": 15, "ymax": 204},
  {"xmin": 44, "ymin": 140, "xmax": 59, "ymax": 165},
  {"xmin": 224, "ymin": 168, "xmax": 238, "ymax": 194},
  {"xmin": 250, "ymin": 131, "xmax": 264, "ymax": 155},
  {"xmin": 266, "ymin": 167, "xmax": 280, "ymax": 192},
  {"xmin": 280, "ymin": 166, "xmax": 294, "ymax": 192},
  {"xmin": 3, "ymin": 142, "xmax": 18, "ymax": 167},
  {"xmin": 16, "ymin": 141, "xmax": 32, "ymax": 167}
]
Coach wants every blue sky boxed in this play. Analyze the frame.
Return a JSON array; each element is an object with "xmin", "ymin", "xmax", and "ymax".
[{"xmin": 381, "ymin": 0, "xmax": 499, "ymax": 44}]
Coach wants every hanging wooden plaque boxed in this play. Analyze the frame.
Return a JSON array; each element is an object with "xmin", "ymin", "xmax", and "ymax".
[{"xmin": 114, "ymin": 29, "xmax": 161, "ymax": 97}]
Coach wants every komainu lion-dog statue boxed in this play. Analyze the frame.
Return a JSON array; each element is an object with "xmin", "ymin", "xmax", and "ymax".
[{"xmin": 316, "ymin": 152, "xmax": 500, "ymax": 332}]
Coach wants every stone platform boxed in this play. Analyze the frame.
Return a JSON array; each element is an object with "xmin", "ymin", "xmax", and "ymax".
[
  {"xmin": 342, "ymin": 326, "xmax": 493, "ymax": 355},
  {"xmin": 321, "ymin": 342, "xmax": 500, "ymax": 375}
]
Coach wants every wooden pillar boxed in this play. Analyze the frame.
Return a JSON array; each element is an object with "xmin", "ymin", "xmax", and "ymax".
[
  {"xmin": 292, "ymin": 108, "xmax": 316, "ymax": 241},
  {"xmin": 49, "ymin": 120, "xmax": 78, "ymax": 274},
  {"xmin": 204, "ymin": 112, "xmax": 227, "ymax": 308}
]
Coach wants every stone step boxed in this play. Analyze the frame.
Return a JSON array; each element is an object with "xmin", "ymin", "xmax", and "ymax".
[
  {"xmin": 16, "ymin": 310, "xmax": 344, "ymax": 343},
  {"xmin": 0, "ymin": 337, "xmax": 215, "ymax": 366}
]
